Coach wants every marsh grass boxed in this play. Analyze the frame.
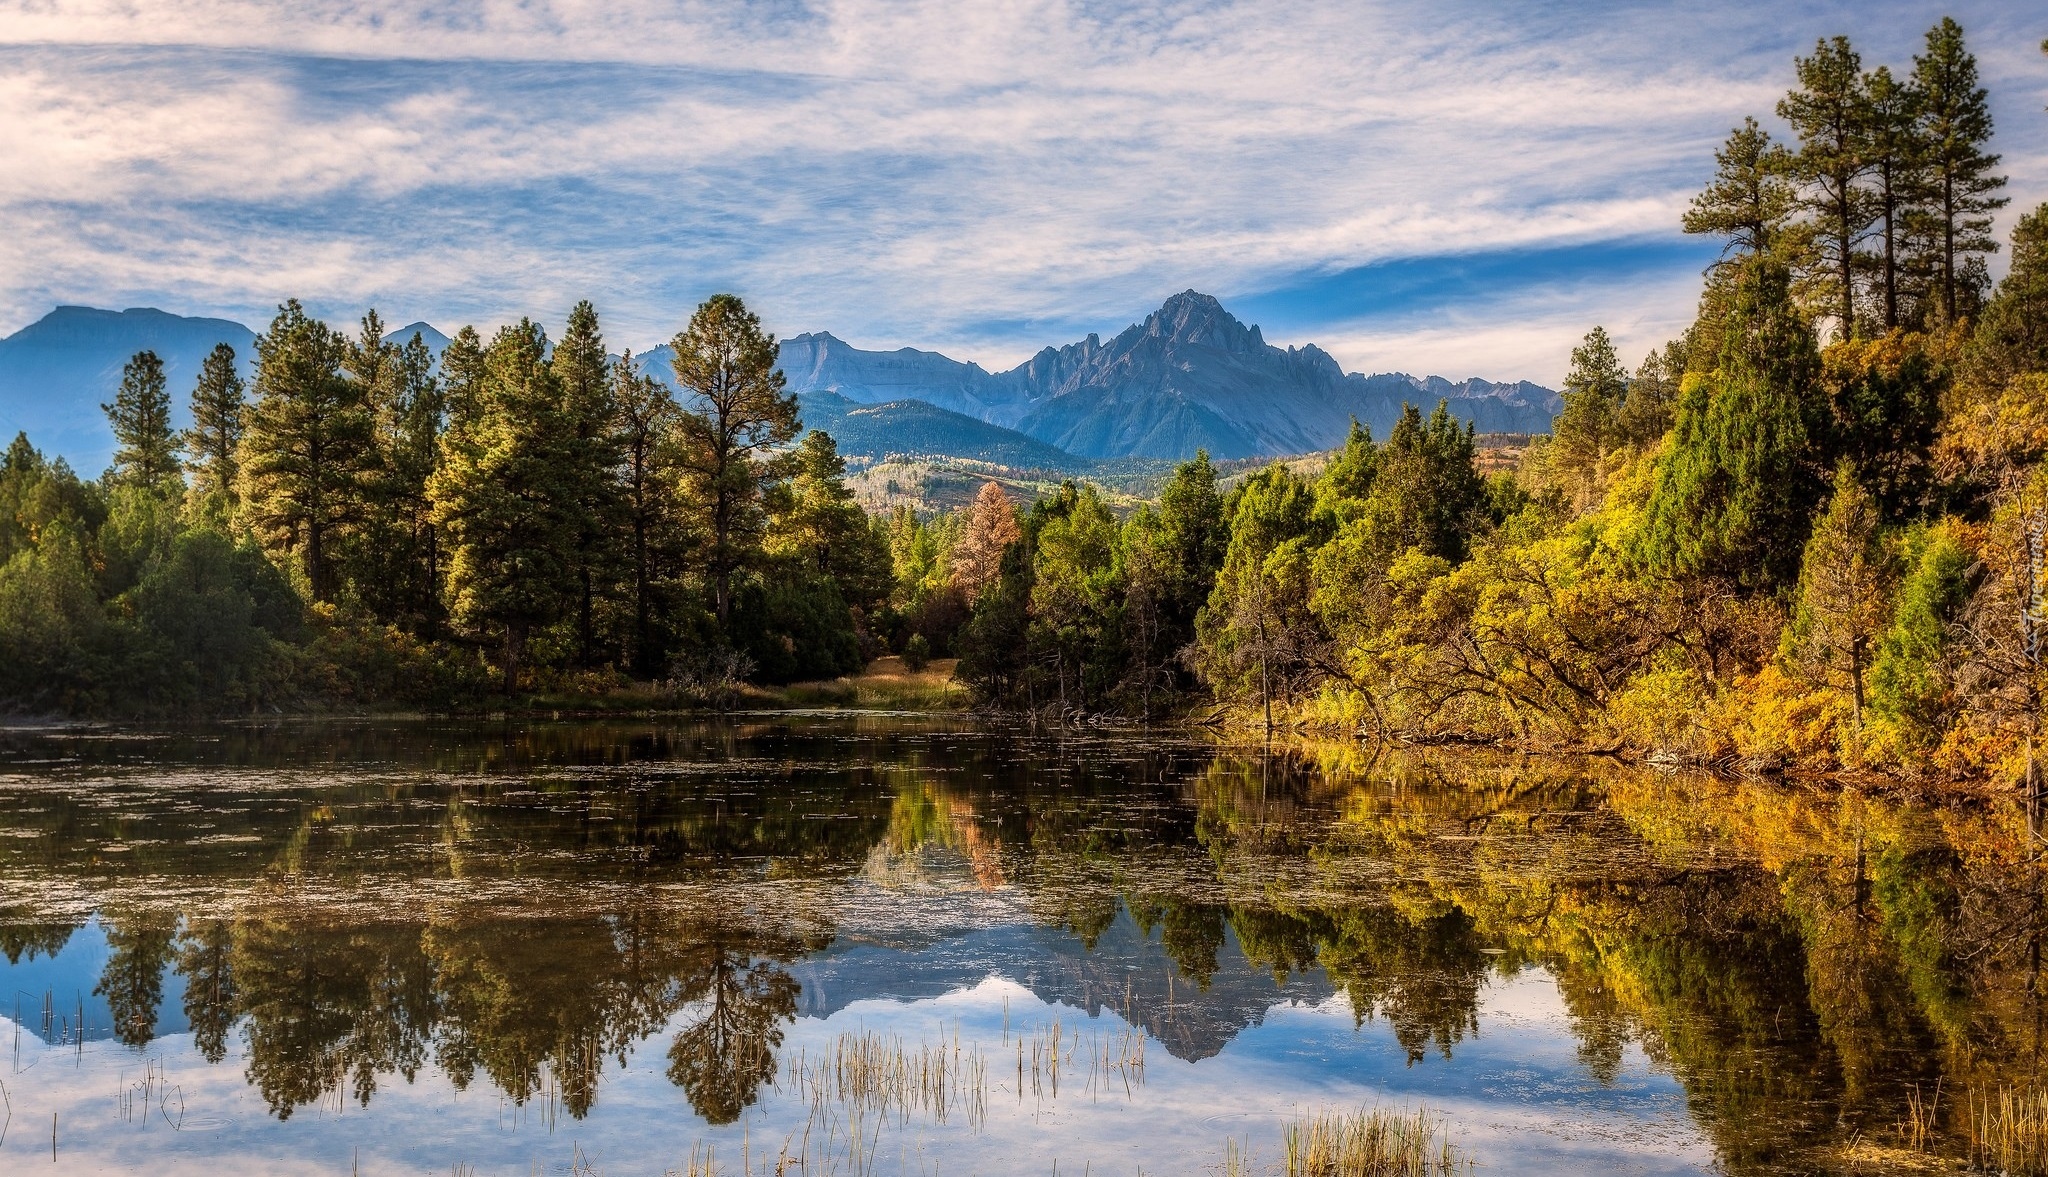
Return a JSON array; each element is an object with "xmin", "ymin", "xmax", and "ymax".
[
  {"xmin": 1282, "ymin": 1105, "xmax": 1470, "ymax": 1176},
  {"xmin": 771, "ymin": 658, "xmax": 967, "ymax": 711},
  {"xmin": 1966, "ymin": 1085, "xmax": 2048, "ymax": 1176}
]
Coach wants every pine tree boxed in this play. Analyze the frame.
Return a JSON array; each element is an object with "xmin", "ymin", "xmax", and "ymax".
[
  {"xmin": 241, "ymin": 300, "xmax": 377, "ymax": 603},
  {"xmin": 440, "ymin": 325, "xmax": 487, "ymax": 432},
  {"xmin": 364, "ymin": 329, "xmax": 447, "ymax": 633},
  {"xmin": 1779, "ymin": 37, "xmax": 1873, "ymax": 338},
  {"xmin": 1550, "ymin": 326, "xmax": 1629, "ymax": 507},
  {"xmin": 611, "ymin": 352, "xmax": 682, "ymax": 676},
  {"xmin": 550, "ymin": 300, "xmax": 621, "ymax": 665},
  {"xmin": 1967, "ymin": 203, "xmax": 2048, "ymax": 385},
  {"xmin": 1910, "ymin": 17, "xmax": 2007, "ymax": 324},
  {"xmin": 950, "ymin": 480, "xmax": 1021, "ymax": 600},
  {"xmin": 1789, "ymin": 464, "xmax": 1892, "ymax": 730},
  {"xmin": 1683, "ymin": 117, "xmax": 1797, "ymax": 262},
  {"xmin": 429, "ymin": 320, "xmax": 579, "ymax": 693},
  {"xmin": 104, "ymin": 350, "xmax": 180, "ymax": 489},
  {"xmin": 1616, "ymin": 342, "xmax": 1684, "ymax": 448},
  {"xmin": 1857, "ymin": 65, "xmax": 1926, "ymax": 329},
  {"xmin": 769, "ymin": 431, "xmax": 890, "ymax": 609},
  {"xmin": 670, "ymin": 294, "xmax": 799, "ymax": 631},
  {"xmin": 182, "ymin": 343, "xmax": 245, "ymax": 507},
  {"xmin": 1638, "ymin": 258, "xmax": 1826, "ymax": 591}
]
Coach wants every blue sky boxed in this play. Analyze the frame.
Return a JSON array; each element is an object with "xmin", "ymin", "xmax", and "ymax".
[{"xmin": 1, "ymin": 0, "xmax": 2044, "ymax": 384}]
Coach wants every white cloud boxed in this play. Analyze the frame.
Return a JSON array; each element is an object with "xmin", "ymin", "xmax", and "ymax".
[{"xmin": 0, "ymin": 0, "xmax": 2043, "ymax": 374}]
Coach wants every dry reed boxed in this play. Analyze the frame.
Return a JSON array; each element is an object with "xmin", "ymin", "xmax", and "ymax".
[
  {"xmin": 1967, "ymin": 1085, "xmax": 2048, "ymax": 1176},
  {"xmin": 1282, "ymin": 1105, "xmax": 1470, "ymax": 1177}
]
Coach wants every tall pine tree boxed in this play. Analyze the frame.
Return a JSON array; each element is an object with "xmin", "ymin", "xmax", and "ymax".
[
  {"xmin": 241, "ymin": 300, "xmax": 377, "ymax": 603},
  {"xmin": 182, "ymin": 343, "xmax": 245, "ymax": 508},
  {"xmin": 1683, "ymin": 117, "xmax": 1796, "ymax": 262},
  {"xmin": 1910, "ymin": 17, "xmax": 2006, "ymax": 323},
  {"xmin": 610, "ymin": 353, "xmax": 683, "ymax": 676},
  {"xmin": 430, "ymin": 320, "xmax": 579, "ymax": 693},
  {"xmin": 1780, "ymin": 37, "xmax": 1873, "ymax": 338},
  {"xmin": 104, "ymin": 350, "xmax": 180, "ymax": 489},
  {"xmin": 550, "ymin": 300, "xmax": 621, "ymax": 666},
  {"xmin": 671, "ymin": 294, "xmax": 799, "ymax": 632}
]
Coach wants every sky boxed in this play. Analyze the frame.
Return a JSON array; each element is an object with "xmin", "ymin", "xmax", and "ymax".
[{"xmin": 1, "ymin": 0, "xmax": 2045, "ymax": 385}]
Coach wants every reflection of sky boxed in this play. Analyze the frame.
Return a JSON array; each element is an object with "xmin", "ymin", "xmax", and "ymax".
[{"xmin": 0, "ymin": 921, "xmax": 1712, "ymax": 1175}]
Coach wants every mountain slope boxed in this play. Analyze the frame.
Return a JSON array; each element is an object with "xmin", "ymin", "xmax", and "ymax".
[
  {"xmin": 770, "ymin": 292, "xmax": 1562, "ymax": 460},
  {"xmin": 0, "ymin": 307, "xmax": 255, "ymax": 470},
  {"xmin": 795, "ymin": 389, "xmax": 1085, "ymax": 470}
]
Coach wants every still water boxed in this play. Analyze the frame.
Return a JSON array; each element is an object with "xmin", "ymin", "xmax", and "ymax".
[{"xmin": 0, "ymin": 716, "xmax": 2034, "ymax": 1175}]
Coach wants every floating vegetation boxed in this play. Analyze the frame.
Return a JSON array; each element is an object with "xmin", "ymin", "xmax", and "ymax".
[{"xmin": 1281, "ymin": 1105, "xmax": 1471, "ymax": 1177}]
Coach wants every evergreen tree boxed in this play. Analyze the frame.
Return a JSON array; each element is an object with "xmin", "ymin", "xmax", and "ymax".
[
  {"xmin": 104, "ymin": 350, "xmax": 181, "ymax": 489},
  {"xmin": 550, "ymin": 300, "xmax": 621, "ymax": 665},
  {"xmin": 1195, "ymin": 464, "xmax": 1326, "ymax": 728},
  {"xmin": 1787, "ymin": 464, "xmax": 1891, "ymax": 730},
  {"xmin": 1029, "ymin": 482, "xmax": 1122, "ymax": 711},
  {"xmin": 1368, "ymin": 402, "xmax": 1491, "ymax": 563},
  {"xmin": 610, "ymin": 353, "xmax": 683, "ymax": 676},
  {"xmin": 1857, "ymin": 65, "xmax": 1925, "ymax": 329},
  {"xmin": 363, "ymin": 329, "xmax": 447, "ymax": 634},
  {"xmin": 1638, "ymin": 258, "xmax": 1825, "ymax": 591},
  {"xmin": 1910, "ymin": 17, "xmax": 2007, "ymax": 324},
  {"xmin": 1966, "ymin": 203, "xmax": 2048, "ymax": 385},
  {"xmin": 241, "ymin": 300, "xmax": 376, "ymax": 603},
  {"xmin": 183, "ymin": 343, "xmax": 245, "ymax": 507},
  {"xmin": 343, "ymin": 310, "xmax": 399, "ymax": 411},
  {"xmin": 1683, "ymin": 117, "xmax": 1797, "ymax": 262},
  {"xmin": 670, "ymin": 294, "xmax": 799, "ymax": 631},
  {"xmin": 429, "ymin": 320, "xmax": 579, "ymax": 693},
  {"xmin": 1617, "ymin": 342, "xmax": 1684, "ymax": 448},
  {"xmin": 1550, "ymin": 326, "xmax": 1629, "ymax": 506},
  {"xmin": 1779, "ymin": 37, "xmax": 1873, "ymax": 338},
  {"xmin": 768, "ymin": 430, "xmax": 891, "ymax": 612},
  {"xmin": 441, "ymin": 325, "xmax": 487, "ymax": 431}
]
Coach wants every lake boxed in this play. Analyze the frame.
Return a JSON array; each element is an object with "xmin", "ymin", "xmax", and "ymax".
[{"xmin": 0, "ymin": 715, "xmax": 2036, "ymax": 1175}]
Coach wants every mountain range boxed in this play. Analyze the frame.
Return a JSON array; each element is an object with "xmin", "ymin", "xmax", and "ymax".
[{"xmin": 0, "ymin": 293, "xmax": 1557, "ymax": 473}]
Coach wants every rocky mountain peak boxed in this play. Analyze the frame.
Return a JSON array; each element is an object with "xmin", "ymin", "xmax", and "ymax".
[{"xmin": 1142, "ymin": 290, "xmax": 1264, "ymax": 354}]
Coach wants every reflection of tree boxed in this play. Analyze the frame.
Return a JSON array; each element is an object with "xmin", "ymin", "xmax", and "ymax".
[
  {"xmin": 0, "ymin": 910, "xmax": 79, "ymax": 964},
  {"xmin": 177, "ymin": 918, "xmax": 237, "ymax": 1062},
  {"xmin": 426, "ymin": 912, "xmax": 695, "ymax": 1119},
  {"xmin": 666, "ymin": 949, "xmax": 800, "ymax": 1125},
  {"xmin": 1130, "ymin": 896, "xmax": 1227, "ymax": 989},
  {"xmin": 234, "ymin": 917, "xmax": 438, "ymax": 1118},
  {"xmin": 96, "ymin": 911, "xmax": 178, "ymax": 1047}
]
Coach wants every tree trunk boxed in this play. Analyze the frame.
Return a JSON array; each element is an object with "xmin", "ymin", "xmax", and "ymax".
[{"xmin": 502, "ymin": 625, "xmax": 521, "ymax": 696}]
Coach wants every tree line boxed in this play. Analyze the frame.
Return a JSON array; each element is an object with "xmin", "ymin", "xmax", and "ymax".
[{"xmin": 1, "ymin": 293, "xmax": 894, "ymax": 710}]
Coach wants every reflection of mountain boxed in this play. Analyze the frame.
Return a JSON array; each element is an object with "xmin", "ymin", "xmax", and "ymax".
[{"xmin": 792, "ymin": 908, "xmax": 1332, "ymax": 1061}]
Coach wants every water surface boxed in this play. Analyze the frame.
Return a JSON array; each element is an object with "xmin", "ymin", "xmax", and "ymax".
[{"xmin": 0, "ymin": 716, "xmax": 2032, "ymax": 1174}]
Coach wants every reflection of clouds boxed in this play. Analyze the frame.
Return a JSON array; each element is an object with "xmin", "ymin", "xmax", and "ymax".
[
  {"xmin": 0, "ymin": 969, "xmax": 1711, "ymax": 1176},
  {"xmin": 4, "ymin": 0, "xmax": 2042, "ymax": 379}
]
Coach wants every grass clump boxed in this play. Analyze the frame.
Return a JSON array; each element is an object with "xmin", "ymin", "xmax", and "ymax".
[{"xmin": 1281, "ymin": 1105, "xmax": 1470, "ymax": 1176}]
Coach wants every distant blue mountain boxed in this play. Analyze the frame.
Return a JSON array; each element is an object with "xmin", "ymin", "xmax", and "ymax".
[
  {"xmin": 0, "ymin": 294, "xmax": 1558, "ymax": 472},
  {"xmin": 759, "ymin": 292, "xmax": 1560, "ymax": 460},
  {"xmin": 0, "ymin": 307, "xmax": 255, "ymax": 472}
]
